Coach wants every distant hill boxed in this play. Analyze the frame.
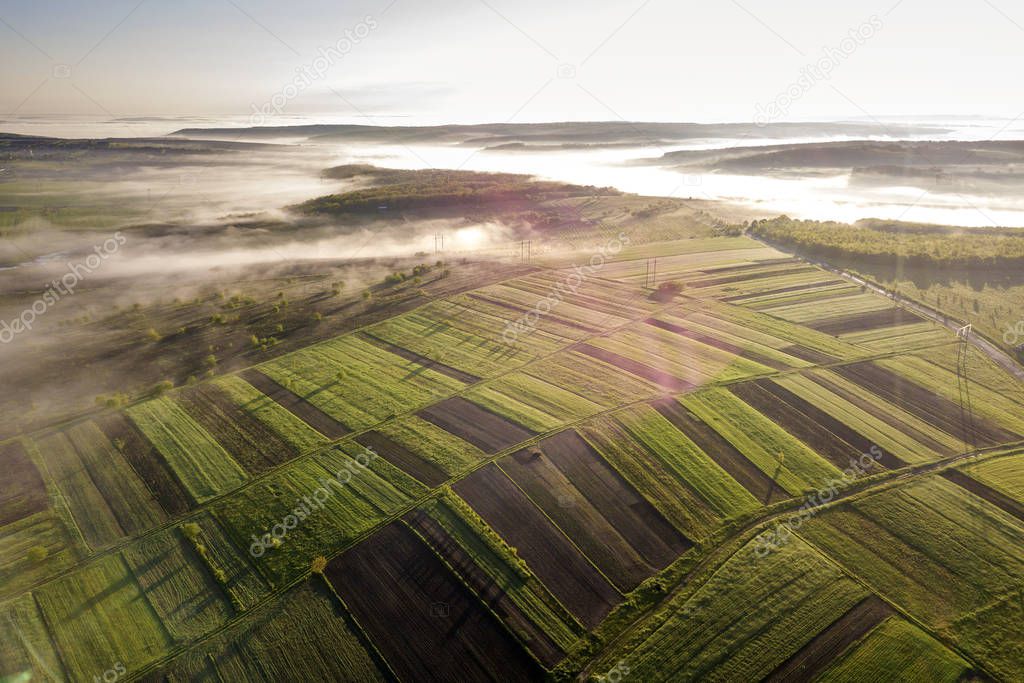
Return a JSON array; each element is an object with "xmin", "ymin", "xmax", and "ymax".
[{"xmin": 170, "ymin": 121, "xmax": 938, "ymax": 148}]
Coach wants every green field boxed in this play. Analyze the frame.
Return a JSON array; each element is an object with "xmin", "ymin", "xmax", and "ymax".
[
  {"xmin": 680, "ymin": 389, "xmax": 844, "ymax": 495},
  {"xmin": 0, "ymin": 592, "xmax": 67, "ymax": 681},
  {"xmin": 772, "ymin": 372, "xmax": 958, "ymax": 464},
  {"xmin": 259, "ymin": 334, "xmax": 466, "ymax": 430},
  {"xmin": 465, "ymin": 372, "xmax": 605, "ymax": 432},
  {"xmin": 614, "ymin": 404, "xmax": 761, "ymax": 520},
  {"xmin": 377, "ymin": 415, "xmax": 485, "ymax": 475},
  {"xmin": 797, "ymin": 476, "xmax": 1024, "ymax": 680},
  {"xmin": 0, "ymin": 509, "xmax": 82, "ymax": 599},
  {"xmin": 522, "ymin": 351, "xmax": 660, "ymax": 407},
  {"xmin": 215, "ymin": 375, "xmax": 330, "ymax": 452},
  {"xmin": 818, "ymin": 617, "xmax": 971, "ymax": 683},
  {"xmin": 367, "ymin": 301, "xmax": 571, "ymax": 375},
  {"xmin": 121, "ymin": 526, "xmax": 234, "ymax": 640},
  {"xmin": 31, "ymin": 432, "xmax": 127, "ymax": 549},
  {"xmin": 963, "ymin": 451, "xmax": 1024, "ymax": 503},
  {"xmin": 127, "ymin": 397, "xmax": 249, "ymax": 504},
  {"xmin": 580, "ymin": 417, "xmax": 722, "ymax": 539},
  {"xmin": 35, "ymin": 553, "xmax": 174, "ymax": 681},
  {"xmin": 592, "ymin": 535, "xmax": 869, "ymax": 681},
  {"xmin": 589, "ymin": 325, "xmax": 774, "ymax": 385},
  {"xmin": 153, "ymin": 581, "xmax": 389, "ymax": 681},
  {"xmin": 216, "ymin": 453, "xmax": 415, "ymax": 584}
]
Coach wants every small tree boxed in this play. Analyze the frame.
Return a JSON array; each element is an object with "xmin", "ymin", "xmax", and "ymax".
[
  {"xmin": 27, "ymin": 546, "xmax": 48, "ymax": 563},
  {"xmin": 182, "ymin": 522, "xmax": 202, "ymax": 541},
  {"xmin": 311, "ymin": 556, "xmax": 328, "ymax": 575}
]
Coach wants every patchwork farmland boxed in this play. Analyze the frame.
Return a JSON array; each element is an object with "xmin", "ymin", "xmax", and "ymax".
[{"xmin": 1, "ymin": 231, "xmax": 1022, "ymax": 682}]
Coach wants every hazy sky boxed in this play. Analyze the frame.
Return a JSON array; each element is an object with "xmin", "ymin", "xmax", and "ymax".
[{"xmin": 2, "ymin": 0, "xmax": 1023, "ymax": 125}]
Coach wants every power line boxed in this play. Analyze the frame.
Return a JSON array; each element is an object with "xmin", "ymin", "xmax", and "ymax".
[{"xmin": 956, "ymin": 324, "xmax": 977, "ymax": 453}]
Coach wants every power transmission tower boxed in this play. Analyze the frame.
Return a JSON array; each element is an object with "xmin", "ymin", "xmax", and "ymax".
[
  {"xmin": 644, "ymin": 258, "xmax": 658, "ymax": 288},
  {"xmin": 956, "ymin": 324, "xmax": 977, "ymax": 453}
]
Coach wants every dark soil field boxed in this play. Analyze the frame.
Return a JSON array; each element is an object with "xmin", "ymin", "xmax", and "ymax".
[
  {"xmin": 941, "ymin": 470, "xmax": 1024, "ymax": 524},
  {"xmin": 355, "ymin": 430, "xmax": 449, "ymax": 487},
  {"xmin": 538, "ymin": 430, "xmax": 692, "ymax": 565},
  {"xmin": 453, "ymin": 464, "xmax": 622, "ymax": 628},
  {"xmin": 832, "ymin": 362, "xmax": 1019, "ymax": 446},
  {"xmin": 175, "ymin": 384, "xmax": 299, "ymax": 474},
  {"xmin": 809, "ymin": 308, "xmax": 925, "ymax": 335},
  {"xmin": 722, "ymin": 280, "xmax": 846, "ymax": 302},
  {"xmin": 499, "ymin": 447, "xmax": 655, "ymax": 591},
  {"xmin": 645, "ymin": 317, "xmax": 791, "ymax": 370},
  {"xmin": 686, "ymin": 265, "xmax": 817, "ymax": 289},
  {"xmin": 325, "ymin": 521, "xmax": 543, "ymax": 681},
  {"xmin": 653, "ymin": 398, "xmax": 789, "ymax": 504},
  {"xmin": 729, "ymin": 381, "xmax": 893, "ymax": 472},
  {"xmin": 805, "ymin": 372, "xmax": 958, "ymax": 457},
  {"xmin": 764, "ymin": 596, "xmax": 894, "ymax": 682},
  {"xmin": 358, "ymin": 332, "xmax": 481, "ymax": 384},
  {"xmin": 780, "ymin": 346, "xmax": 840, "ymax": 365},
  {"xmin": 699, "ymin": 257, "xmax": 803, "ymax": 275},
  {"xmin": 576, "ymin": 344, "xmax": 694, "ymax": 391},
  {"xmin": 239, "ymin": 370, "xmax": 351, "ymax": 439},
  {"xmin": 419, "ymin": 397, "xmax": 535, "ymax": 454},
  {"xmin": 0, "ymin": 440, "xmax": 48, "ymax": 526},
  {"xmin": 96, "ymin": 413, "xmax": 193, "ymax": 515},
  {"xmin": 404, "ymin": 508, "xmax": 566, "ymax": 667}
]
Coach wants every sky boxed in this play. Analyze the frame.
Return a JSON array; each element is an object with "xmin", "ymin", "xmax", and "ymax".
[{"xmin": 2, "ymin": 0, "xmax": 1024, "ymax": 126}]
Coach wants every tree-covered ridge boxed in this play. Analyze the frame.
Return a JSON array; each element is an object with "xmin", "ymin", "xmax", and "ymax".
[
  {"xmin": 750, "ymin": 216, "xmax": 1024, "ymax": 267},
  {"xmin": 294, "ymin": 166, "xmax": 619, "ymax": 215}
]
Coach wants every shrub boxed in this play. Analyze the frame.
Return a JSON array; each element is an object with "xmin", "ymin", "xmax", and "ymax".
[
  {"xmin": 651, "ymin": 281, "xmax": 684, "ymax": 302},
  {"xmin": 27, "ymin": 546, "xmax": 48, "ymax": 563},
  {"xmin": 151, "ymin": 380, "xmax": 174, "ymax": 396}
]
